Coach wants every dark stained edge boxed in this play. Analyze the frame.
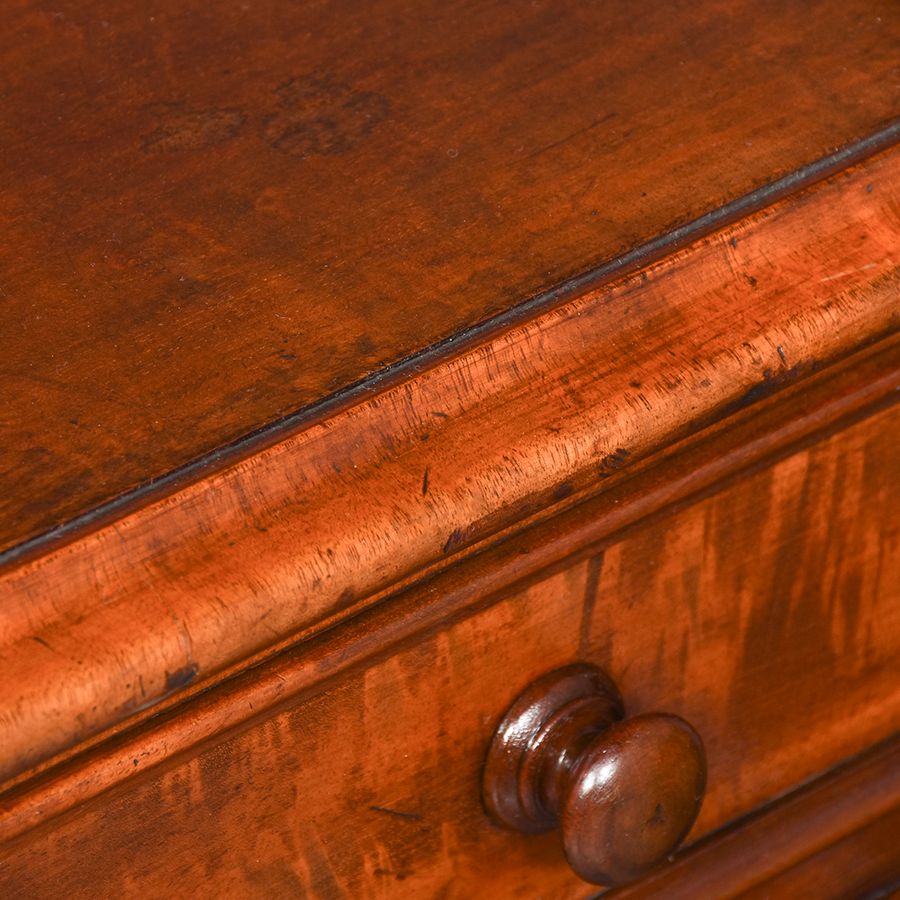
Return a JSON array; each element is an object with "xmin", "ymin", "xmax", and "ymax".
[{"xmin": 4, "ymin": 118, "xmax": 899, "ymax": 571}]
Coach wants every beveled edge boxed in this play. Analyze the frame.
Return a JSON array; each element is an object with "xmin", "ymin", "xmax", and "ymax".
[
  {"xmin": 0, "ymin": 335, "xmax": 896, "ymax": 844},
  {"xmin": 0, "ymin": 146, "xmax": 897, "ymax": 785}
]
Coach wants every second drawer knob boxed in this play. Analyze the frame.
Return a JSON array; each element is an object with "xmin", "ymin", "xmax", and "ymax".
[{"xmin": 482, "ymin": 664, "xmax": 706, "ymax": 886}]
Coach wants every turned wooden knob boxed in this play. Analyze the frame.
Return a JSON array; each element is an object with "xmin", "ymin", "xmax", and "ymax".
[{"xmin": 482, "ymin": 664, "xmax": 706, "ymax": 886}]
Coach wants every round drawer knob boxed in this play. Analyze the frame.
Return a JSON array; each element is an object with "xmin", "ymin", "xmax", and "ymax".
[{"xmin": 482, "ymin": 664, "xmax": 706, "ymax": 886}]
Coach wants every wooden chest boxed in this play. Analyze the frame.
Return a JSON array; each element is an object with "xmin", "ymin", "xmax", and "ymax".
[{"xmin": 1, "ymin": 1, "xmax": 898, "ymax": 896}]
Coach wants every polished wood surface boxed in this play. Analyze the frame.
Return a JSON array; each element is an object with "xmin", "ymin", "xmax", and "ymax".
[
  {"xmin": 483, "ymin": 664, "xmax": 706, "ymax": 886},
  {"xmin": 2, "ymin": 3, "xmax": 897, "ymax": 893},
  {"xmin": 1, "ymin": 0, "xmax": 898, "ymax": 556},
  {"xmin": 611, "ymin": 737, "xmax": 900, "ymax": 900},
  {"xmin": 744, "ymin": 808, "xmax": 900, "ymax": 900},
  {"xmin": 1, "ymin": 148, "xmax": 897, "ymax": 782},
  {"xmin": 1, "ymin": 399, "xmax": 896, "ymax": 896},
  {"xmin": 1, "ymin": 331, "xmax": 895, "ymax": 843}
]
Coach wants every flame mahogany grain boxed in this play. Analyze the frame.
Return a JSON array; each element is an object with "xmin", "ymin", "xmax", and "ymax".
[
  {"xmin": 0, "ymin": 403, "xmax": 896, "ymax": 896},
  {"xmin": 0, "ymin": 149, "xmax": 897, "ymax": 781},
  {"xmin": 1, "ymin": 333, "xmax": 896, "ymax": 846},
  {"xmin": 0, "ymin": 3, "xmax": 897, "ymax": 892}
]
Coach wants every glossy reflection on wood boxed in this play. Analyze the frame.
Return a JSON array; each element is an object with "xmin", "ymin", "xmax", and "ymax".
[
  {"xmin": 1, "ymin": 149, "xmax": 897, "ymax": 783},
  {"xmin": 0, "ymin": 335, "xmax": 894, "ymax": 846},
  {"xmin": 483, "ymin": 664, "xmax": 706, "ymax": 885},
  {"xmin": 611, "ymin": 737, "xmax": 900, "ymax": 900},
  {"xmin": 0, "ymin": 402, "xmax": 896, "ymax": 897}
]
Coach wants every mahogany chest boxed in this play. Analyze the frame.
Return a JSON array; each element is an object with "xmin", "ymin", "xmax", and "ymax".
[{"xmin": 0, "ymin": 1, "xmax": 898, "ymax": 896}]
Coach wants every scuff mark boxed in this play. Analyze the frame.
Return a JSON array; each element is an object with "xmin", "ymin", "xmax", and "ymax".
[
  {"xmin": 443, "ymin": 528, "xmax": 465, "ymax": 554},
  {"xmin": 598, "ymin": 447, "xmax": 630, "ymax": 477},
  {"xmin": 165, "ymin": 663, "xmax": 199, "ymax": 692}
]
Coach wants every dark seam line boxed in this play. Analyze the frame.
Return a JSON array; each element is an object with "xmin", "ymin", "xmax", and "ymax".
[{"xmin": 2, "ymin": 118, "xmax": 898, "ymax": 571}]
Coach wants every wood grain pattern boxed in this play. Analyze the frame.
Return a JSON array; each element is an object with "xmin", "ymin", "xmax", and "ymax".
[
  {"xmin": 1, "ymin": 0, "xmax": 898, "ymax": 554},
  {"xmin": 2, "ymin": 331, "xmax": 895, "ymax": 844},
  {"xmin": 0, "ymin": 147, "xmax": 896, "ymax": 782},
  {"xmin": 0, "ymin": 403, "xmax": 897, "ymax": 897}
]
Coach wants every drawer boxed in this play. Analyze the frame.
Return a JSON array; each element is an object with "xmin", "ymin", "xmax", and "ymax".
[{"xmin": 1, "ymin": 403, "xmax": 898, "ymax": 897}]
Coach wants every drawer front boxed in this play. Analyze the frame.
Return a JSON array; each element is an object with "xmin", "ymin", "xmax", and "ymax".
[{"xmin": 2, "ymin": 404, "xmax": 898, "ymax": 898}]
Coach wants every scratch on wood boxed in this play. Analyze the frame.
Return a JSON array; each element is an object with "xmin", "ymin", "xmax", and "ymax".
[
  {"xmin": 819, "ymin": 263, "xmax": 877, "ymax": 282},
  {"xmin": 579, "ymin": 552, "xmax": 604, "ymax": 655},
  {"xmin": 524, "ymin": 111, "xmax": 618, "ymax": 160},
  {"xmin": 422, "ymin": 466, "xmax": 430, "ymax": 496},
  {"xmin": 369, "ymin": 805, "xmax": 423, "ymax": 822}
]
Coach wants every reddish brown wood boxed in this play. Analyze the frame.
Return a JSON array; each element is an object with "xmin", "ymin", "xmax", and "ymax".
[
  {"xmin": 0, "ymin": 4, "xmax": 896, "ymax": 893},
  {"xmin": 611, "ymin": 738, "xmax": 900, "ymax": 900},
  {"xmin": 1, "ymin": 0, "xmax": 898, "ymax": 556},
  {"xmin": 483, "ymin": 664, "xmax": 706, "ymax": 886},
  {"xmin": 0, "ymin": 401, "xmax": 896, "ymax": 896},
  {"xmin": 0, "ymin": 148, "xmax": 896, "ymax": 782},
  {"xmin": 743, "ymin": 810, "xmax": 900, "ymax": 900},
  {"xmin": 1, "ymin": 332, "xmax": 897, "ymax": 837}
]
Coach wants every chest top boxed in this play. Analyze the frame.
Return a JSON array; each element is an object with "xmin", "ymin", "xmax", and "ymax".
[{"xmin": 2, "ymin": 0, "xmax": 898, "ymax": 558}]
